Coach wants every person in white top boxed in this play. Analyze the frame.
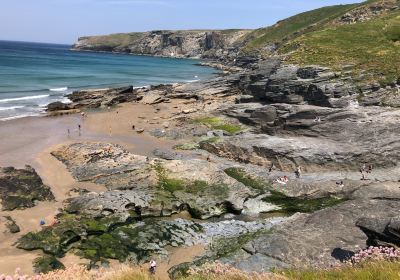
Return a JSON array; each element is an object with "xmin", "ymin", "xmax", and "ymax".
[{"xmin": 149, "ymin": 260, "xmax": 157, "ymax": 274}]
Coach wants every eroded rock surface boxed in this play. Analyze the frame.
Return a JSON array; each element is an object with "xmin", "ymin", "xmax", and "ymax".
[
  {"xmin": 52, "ymin": 142, "xmax": 255, "ymax": 219},
  {"xmin": 0, "ymin": 166, "xmax": 54, "ymax": 211}
]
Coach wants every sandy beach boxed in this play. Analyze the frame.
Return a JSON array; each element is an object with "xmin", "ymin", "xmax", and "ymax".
[{"xmin": 0, "ymin": 100, "xmax": 194, "ymax": 276}]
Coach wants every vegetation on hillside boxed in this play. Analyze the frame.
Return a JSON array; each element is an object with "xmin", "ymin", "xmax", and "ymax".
[
  {"xmin": 241, "ymin": 3, "xmax": 358, "ymax": 52},
  {"xmin": 241, "ymin": 0, "xmax": 400, "ymax": 83},
  {"xmin": 78, "ymin": 33, "xmax": 146, "ymax": 49},
  {"xmin": 282, "ymin": 10, "xmax": 400, "ymax": 84}
]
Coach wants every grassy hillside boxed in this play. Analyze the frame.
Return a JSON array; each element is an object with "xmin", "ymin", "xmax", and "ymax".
[
  {"xmin": 77, "ymin": 32, "xmax": 146, "ymax": 49},
  {"xmin": 73, "ymin": 1, "xmax": 400, "ymax": 83},
  {"xmin": 281, "ymin": 10, "xmax": 400, "ymax": 84},
  {"xmin": 242, "ymin": 3, "xmax": 359, "ymax": 52},
  {"xmin": 242, "ymin": 0, "xmax": 400, "ymax": 84}
]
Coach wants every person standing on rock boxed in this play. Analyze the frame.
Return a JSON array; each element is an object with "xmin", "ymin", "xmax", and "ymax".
[
  {"xmin": 361, "ymin": 163, "xmax": 366, "ymax": 172},
  {"xmin": 360, "ymin": 167, "xmax": 366, "ymax": 180},
  {"xmin": 295, "ymin": 166, "xmax": 302, "ymax": 178},
  {"xmin": 268, "ymin": 162, "xmax": 275, "ymax": 173}
]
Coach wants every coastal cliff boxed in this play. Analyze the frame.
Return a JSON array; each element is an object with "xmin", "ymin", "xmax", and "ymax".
[
  {"xmin": 3, "ymin": 0, "xmax": 400, "ymax": 278},
  {"xmin": 72, "ymin": 29, "xmax": 251, "ymax": 59}
]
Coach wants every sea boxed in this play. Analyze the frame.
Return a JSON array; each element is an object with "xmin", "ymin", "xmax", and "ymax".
[{"xmin": 0, "ymin": 40, "xmax": 216, "ymax": 121}]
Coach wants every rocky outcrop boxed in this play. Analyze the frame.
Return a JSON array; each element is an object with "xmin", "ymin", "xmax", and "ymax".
[
  {"xmin": 2, "ymin": 216, "xmax": 20, "ymax": 233},
  {"xmin": 336, "ymin": 0, "xmax": 399, "ymax": 25},
  {"xmin": 17, "ymin": 212, "xmax": 282, "ymax": 268},
  {"xmin": 356, "ymin": 217, "xmax": 400, "ymax": 248},
  {"xmin": 237, "ymin": 61, "xmax": 400, "ymax": 108},
  {"xmin": 239, "ymin": 63, "xmax": 356, "ymax": 106},
  {"xmin": 203, "ymin": 102, "xmax": 400, "ymax": 171},
  {"xmin": 51, "ymin": 143, "xmax": 255, "ymax": 219},
  {"xmin": 72, "ymin": 30, "xmax": 251, "ymax": 59},
  {"xmin": 47, "ymin": 86, "xmax": 141, "ymax": 112},
  {"xmin": 0, "ymin": 166, "xmax": 54, "ymax": 211},
  {"xmin": 174, "ymin": 182, "xmax": 400, "ymax": 273}
]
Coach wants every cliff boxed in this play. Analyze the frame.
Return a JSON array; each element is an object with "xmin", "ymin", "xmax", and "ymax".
[{"xmin": 72, "ymin": 29, "xmax": 251, "ymax": 59}]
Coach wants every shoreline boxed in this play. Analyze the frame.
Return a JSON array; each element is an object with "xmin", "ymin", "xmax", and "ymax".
[{"xmin": 0, "ymin": 95, "xmax": 208, "ymax": 275}]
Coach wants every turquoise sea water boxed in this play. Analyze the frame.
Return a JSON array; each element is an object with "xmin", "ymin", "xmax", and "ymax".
[{"xmin": 0, "ymin": 40, "xmax": 216, "ymax": 121}]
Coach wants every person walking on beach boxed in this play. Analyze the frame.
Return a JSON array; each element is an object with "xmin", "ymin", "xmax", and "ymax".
[{"xmin": 78, "ymin": 124, "xmax": 81, "ymax": 136}]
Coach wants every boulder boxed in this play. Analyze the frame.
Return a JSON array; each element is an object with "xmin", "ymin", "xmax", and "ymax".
[
  {"xmin": 0, "ymin": 166, "xmax": 54, "ymax": 211},
  {"xmin": 46, "ymin": 102, "xmax": 73, "ymax": 112},
  {"xmin": 356, "ymin": 217, "xmax": 400, "ymax": 247}
]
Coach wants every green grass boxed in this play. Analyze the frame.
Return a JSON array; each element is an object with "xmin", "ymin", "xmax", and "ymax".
[
  {"xmin": 154, "ymin": 163, "xmax": 186, "ymax": 193},
  {"xmin": 224, "ymin": 167, "xmax": 269, "ymax": 191},
  {"xmin": 282, "ymin": 261, "xmax": 400, "ymax": 280},
  {"xmin": 242, "ymin": 3, "xmax": 358, "ymax": 52},
  {"xmin": 264, "ymin": 190, "xmax": 344, "ymax": 214},
  {"xmin": 78, "ymin": 32, "xmax": 146, "ymax": 48},
  {"xmin": 154, "ymin": 163, "xmax": 225, "ymax": 195},
  {"xmin": 281, "ymin": 11, "xmax": 400, "ymax": 83},
  {"xmin": 193, "ymin": 117, "xmax": 242, "ymax": 134}
]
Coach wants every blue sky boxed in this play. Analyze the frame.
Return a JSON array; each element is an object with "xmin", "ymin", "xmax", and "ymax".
[{"xmin": 0, "ymin": 0, "xmax": 362, "ymax": 44}]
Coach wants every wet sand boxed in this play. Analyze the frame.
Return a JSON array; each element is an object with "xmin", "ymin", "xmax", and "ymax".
[{"xmin": 0, "ymin": 102, "xmax": 192, "ymax": 276}]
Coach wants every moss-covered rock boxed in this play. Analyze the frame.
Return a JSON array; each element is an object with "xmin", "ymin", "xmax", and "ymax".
[
  {"xmin": 0, "ymin": 166, "xmax": 54, "ymax": 211},
  {"xmin": 225, "ymin": 167, "xmax": 346, "ymax": 214},
  {"xmin": 4, "ymin": 216, "xmax": 20, "ymax": 233},
  {"xmin": 17, "ymin": 212, "xmax": 203, "ymax": 266},
  {"xmin": 17, "ymin": 227, "xmax": 64, "ymax": 256},
  {"xmin": 33, "ymin": 255, "xmax": 65, "ymax": 274}
]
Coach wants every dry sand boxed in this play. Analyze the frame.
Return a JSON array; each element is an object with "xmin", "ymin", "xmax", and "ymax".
[{"xmin": 0, "ymin": 101, "xmax": 201, "ymax": 277}]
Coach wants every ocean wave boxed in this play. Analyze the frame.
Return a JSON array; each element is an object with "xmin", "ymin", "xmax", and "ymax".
[
  {"xmin": 0, "ymin": 94, "xmax": 49, "ymax": 103},
  {"xmin": 0, "ymin": 113, "xmax": 38, "ymax": 122},
  {"xmin": 49, "ymin": 87, "xmax": 68, "ymax": 92},
  {"xmin": 61, "ymin": 97, "xmax": 73, "ymax": 104},
  {"xmin": 0, "ymin": 106, "xmax": 25, "ymax": 111}
]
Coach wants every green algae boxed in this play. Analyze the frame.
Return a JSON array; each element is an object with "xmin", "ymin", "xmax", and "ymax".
[
  {"xmin": 33, "ymin": 255, "xmax": 65, "ymax": 274},
  {"xmin": 224, "ymin": 167, "xmax": 346, "ymax": 214}
]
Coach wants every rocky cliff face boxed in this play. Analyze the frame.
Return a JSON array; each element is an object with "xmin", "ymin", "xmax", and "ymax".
[{"xmin": 72, "ymin": 29, "xmax": 251, "ymax": 59}]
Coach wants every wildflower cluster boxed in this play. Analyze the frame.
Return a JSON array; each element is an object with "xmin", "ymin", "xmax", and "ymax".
[
  {"xmin": 351, "ymin": 246, "xmax": 400, "ymax": 264},
  {"xmin": 188, "ymin": 261, "xmax": 286, "ymax": 280},
  {"xmin": 0, "ymin": 265, "xmax": 150, "ymax": 280}
]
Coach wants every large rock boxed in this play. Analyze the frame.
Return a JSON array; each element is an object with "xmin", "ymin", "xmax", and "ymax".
[
  {"xmin": 52, "ymin": 143, "xmax": 255, "ymax": 219},
  {"xmin": 46, "ymin": 86, "xmax": 141, "ymax": 112},
  {"xmin": 212, "ymin": 103, "xmax": 400, "ymax": 171},
  {"xmin": 218, "ymin": 183, "xmax": 400, "ymax": 271},
  {"xmin": 0, "ymin": 166, "xmax": 54, "ymax": 211},
  {"xmin": 356, "ymin": 217, "xmax": 400, "ymax": 247}
]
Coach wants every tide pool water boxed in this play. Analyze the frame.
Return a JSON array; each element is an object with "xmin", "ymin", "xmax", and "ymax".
[{"xmin": 0, "ymin": 40, "xmax": 216, "ymax": 121}]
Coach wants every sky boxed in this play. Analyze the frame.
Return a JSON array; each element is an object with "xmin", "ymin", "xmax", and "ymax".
[{"xmin": 0, "ymin": 0, "xmax": 363, "ymax": 44}]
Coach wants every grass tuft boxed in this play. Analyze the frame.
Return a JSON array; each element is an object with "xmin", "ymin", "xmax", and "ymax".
[{"xmin": 193, "ymin": 117, "xmax": 242, "ymax": 134}]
